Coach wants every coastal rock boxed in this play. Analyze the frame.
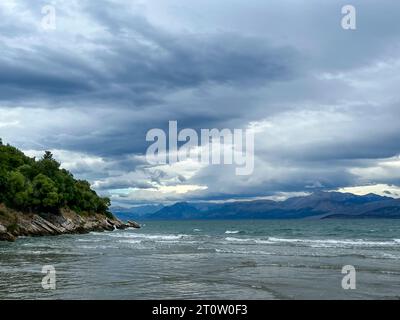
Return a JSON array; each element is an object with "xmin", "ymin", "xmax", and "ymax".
[
  {"xmin": 127, "ymin": 220, "xmax": 141, "ymax": 228},
  {"xmin": 0, "ymin": 206, "xmax": 134, "ymax": 242},
  {"xmin": 0, "ymin": 232, "xmax": 16, "ymax": 241},
  {"xmin": 0, "ymin": 223, "xmax": 16, "ymax": 241},
  {"xmin": 114, "ymin": 219, "xmax": 129, "ymax": 230}
]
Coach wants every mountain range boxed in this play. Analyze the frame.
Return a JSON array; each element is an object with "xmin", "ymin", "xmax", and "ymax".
[{"xmin": 112, "ymin": 191, "xmax": 400, "ymax": 220}]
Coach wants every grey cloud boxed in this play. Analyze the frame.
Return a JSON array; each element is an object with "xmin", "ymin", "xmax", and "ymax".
[
  {"xmin": 1, "ymin": 0, "xmax": 399, "ymax": 204},
  {"xmin": 0, "ymin": 3, "xmax": 300, "ymax": 106}
]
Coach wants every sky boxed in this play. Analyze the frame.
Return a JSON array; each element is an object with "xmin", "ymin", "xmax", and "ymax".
[{"xmin": 1, "ymin": 0, "xmax": 400, "ymax": 206}]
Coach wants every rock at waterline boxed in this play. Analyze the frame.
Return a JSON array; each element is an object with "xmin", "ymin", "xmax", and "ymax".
[
  {"xmin": 127, "ymin": 220, "xmax": 141, "ymax": 228},
  {"xmin": 0, "ymin": 223, "xmax": 16, "ymax": 241},
  {"xmin": 0, "ymin": 207, "xmax": 134, "ymax": 242}
]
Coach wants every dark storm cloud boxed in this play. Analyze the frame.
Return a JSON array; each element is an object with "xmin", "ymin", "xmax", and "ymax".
[
  {"xmin": 0, "ymin": 61, "xmax": 92, "ymax": 96},
  {"xmin": 0, "ymin": 0, "xmax": 302, "ymax": 160},
  {"xmin": 0, "ymin": 4, "xmax": 300, "ymax": 106},
  {"xmin": 1, "ymin": 0, "xmax": 400, "ymax": 203}
]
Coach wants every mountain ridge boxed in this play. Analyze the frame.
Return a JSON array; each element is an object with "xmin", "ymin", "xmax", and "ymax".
[{"xmin": 112, "ymin": 192, "xmax": 400, "ymax": 220}]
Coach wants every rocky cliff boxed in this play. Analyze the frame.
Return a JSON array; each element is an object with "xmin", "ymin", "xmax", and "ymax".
[{"xmin": 0, "ymin": 204, "xmax": 138, "ymax": 242}]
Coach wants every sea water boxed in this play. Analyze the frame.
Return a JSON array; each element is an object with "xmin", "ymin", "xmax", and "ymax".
[{"xmin": 1, "ymin": 219, "xmax": 400, "ymax": 299}]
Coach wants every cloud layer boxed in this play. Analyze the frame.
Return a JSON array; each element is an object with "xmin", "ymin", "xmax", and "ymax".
[{"xmin": 1, "ymin": 0, "xmax": 399, "ymax": 205}]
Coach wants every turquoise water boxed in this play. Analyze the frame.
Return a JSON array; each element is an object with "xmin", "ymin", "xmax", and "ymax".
[{"xmin": 1, "ymin": 219, "xmax": 400, "ymax": 299}]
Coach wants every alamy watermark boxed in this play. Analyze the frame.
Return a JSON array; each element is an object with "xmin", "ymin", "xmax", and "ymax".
[
  {"xmin": 341, "ymin": 5, "xmax": 356, "ymax": 30},
  {"xmin": 41, "ymin": 4, "xmax": 57, "ymax": 30},
  {"xmin": 38, "ymin": 4, "xmax": 356, "ymax": 32},
  {"xmin": 145, "ymin": 121, "xmax": 254, "ymax": 175},
  {"xmin": 41, "ymin": 265, "xmax": 56, "ymax": 290},
  {"xmin": 341, "ymin": 265, "xmax": 356, "ymax": 290}
]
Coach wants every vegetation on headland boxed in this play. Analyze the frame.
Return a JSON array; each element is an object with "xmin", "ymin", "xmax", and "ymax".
[{"xmin": 0, "ymin": 138, "xmax": 112, "ymax": 218}]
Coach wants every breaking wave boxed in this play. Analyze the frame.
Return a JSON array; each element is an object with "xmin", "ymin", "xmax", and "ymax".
[{"xmin": 224, "ymin": 236, "xmax": 400, "ymax": 248}]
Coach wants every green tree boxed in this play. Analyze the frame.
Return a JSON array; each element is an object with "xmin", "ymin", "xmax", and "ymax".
[
  {"xmin": 34, "ymin": 151, "xmax": 61, "ymax": 179},
  {"xmin": 31, "ymin": 174, "xmax": 59, "ymax": 212},
  {"xmin": 0, "ymin": 143, "xmax": 113, "ymax": 217},
  {"xmin": 0, "ymin": 168, "xmax": 7, "ymax": 203},
  {"xmin": 6, "ymin": 171, "xmax": 25, "ymax": 198},
  {"xmin": 5, "ymin": 171, "xmax": 32, "ymax": 209}
]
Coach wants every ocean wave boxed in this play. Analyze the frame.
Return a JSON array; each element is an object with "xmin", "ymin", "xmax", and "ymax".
[
  {"xmin": 216, "ymin": 248, "xmax": 272, "ymax": 255},
  {"xmin": 224, "ymin": 237, "xmax": 273, "ymax": 244},
  {"xmin": 378, "ymin": 253, "xmax": 400, "ymax": 260},
  {"xmin": 79, "ymin": 245, "xmax": 119, "ymax": 249},
  {"xmin": 268, "ymin": 237, "xmax": 400, "ymax": 247},
  {"xmin": 225, "ymin": 237, "xmax": 252, "ymax": 242},
  {"xmin": 118, "ymin": 239, "xmax": 142, "ymax": 244},
  {"xmin": 224, "ymin": 236, "xmax": 400, "ymax": 248},
  {"xmin": 225, "ymin": 230, "xmax": 240, "ymax": 234},
  {"xmin": 99, "ymin": 232, "xmax": 191, "ymax": 242}
]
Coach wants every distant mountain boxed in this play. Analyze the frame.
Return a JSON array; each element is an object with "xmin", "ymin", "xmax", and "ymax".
[
  {"xmin": 148, "ymin": 202, "xmax": 203, "ymax": 219},
  {"xmin": 112, "ymin": 204, "xmax": 164, "ymax": 221},
  {"xmin": 127, "ymin": 192, "xmax": 400, "ymax": 220}
]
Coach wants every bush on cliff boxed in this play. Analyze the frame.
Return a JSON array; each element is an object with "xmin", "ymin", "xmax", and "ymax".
[{"xmin": 0, "ymin": 139, "xmax": 111, "ymax": 216}]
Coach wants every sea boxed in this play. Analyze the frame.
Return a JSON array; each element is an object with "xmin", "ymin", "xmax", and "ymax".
[{"xmin": 1, "ymin": 219, "xmax": 400, "ymax": 299}]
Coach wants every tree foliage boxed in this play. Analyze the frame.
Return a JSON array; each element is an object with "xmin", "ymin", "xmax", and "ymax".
[{"xmin": 0, "ymin": 141, "xmax": 111, "ymax": 216}]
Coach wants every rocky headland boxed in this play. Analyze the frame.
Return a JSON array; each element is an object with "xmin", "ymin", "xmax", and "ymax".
[{"xmin": 0, "ymin": 204, "xmax": 140, "ymax": 242}]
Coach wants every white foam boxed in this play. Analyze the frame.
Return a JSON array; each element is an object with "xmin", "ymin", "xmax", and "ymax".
[
  {"xmin": 267, "ymin": 237, "xmax": 400, "ymax": 247},
  {"xmin": 254, "ymin": 239, "xmax": 275, "ymax": 244},
  {"xmin": 79, "ymin": 245, "xmax": 119, "ymax": 249},
  {"xmin": 225, "ymin": 230, "xmax": 240, "ymax": 234},
  {"xmin": 225, "ymin": 237, "xmax": 253, "ymax": 242},
  {"xmin": 104, "ymin": 232, "xmax": 190, "ymax": 241},
  {"xmin": 224, "ymin": 237, "xmax": 273, "ymax": 244},
  {"xmin": 380, "ymin": 253, "xmax": 400, "ymax": 260},
  {"xmin": 224, "ymin": 236, "xmax": 400, "ymax": 248},
  {"xmin": 216, "ymin": 248, "xmax": 272, "ymax": 255},
  {"xmin": 118, "ymin": 239, "xmax": 142, "ymax": 244},
  {"xmin": 76, "ymin": 239, "xmax": 103, "ymax": 242}
]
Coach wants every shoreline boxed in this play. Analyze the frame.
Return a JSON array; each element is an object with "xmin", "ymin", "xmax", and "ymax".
[{"xmin": 0, "ymin": 205, "xmax": 139, "ymax": 242}]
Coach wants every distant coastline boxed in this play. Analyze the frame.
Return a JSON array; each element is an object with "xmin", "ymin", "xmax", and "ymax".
[{"xmin": 112, "ymin": 192, "xmax": 400, "ymax": 221}]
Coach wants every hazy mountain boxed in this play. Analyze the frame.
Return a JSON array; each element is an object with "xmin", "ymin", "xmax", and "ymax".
[
  {"xmin": 112, "ymin": 204, "xmax": 164, "ymax": 221},
  {"xmin": 126, "ymin": 192, "xmax": 400, "ymax": 220}
]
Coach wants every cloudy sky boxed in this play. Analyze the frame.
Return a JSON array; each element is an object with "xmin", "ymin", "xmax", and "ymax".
[{"xmin": 1, "ymin": 0, "xmax": 400, "ymax": 206}]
